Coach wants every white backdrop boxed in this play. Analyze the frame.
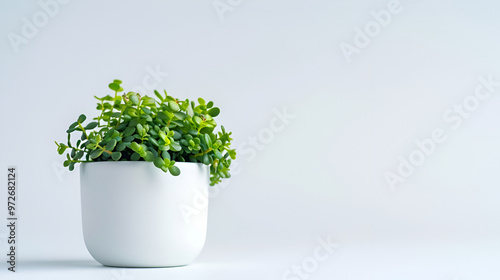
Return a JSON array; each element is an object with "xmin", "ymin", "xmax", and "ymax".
[{"xmin": 1, "ymin": 0, "xmax": 500, "ymax": 279}]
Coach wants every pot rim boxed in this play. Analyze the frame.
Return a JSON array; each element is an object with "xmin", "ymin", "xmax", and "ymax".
[{"xmin": 80, "ymin": 161, "xmax": 204, "ymax": 165}]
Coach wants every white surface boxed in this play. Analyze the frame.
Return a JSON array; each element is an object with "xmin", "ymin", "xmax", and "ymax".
[
  {"xmin": 1, "ymin": 0, "xmax": 500, "ymax": 279},
  {"xmin": 80, "ymin": 162, "xmax": 208, "ymax": 267},
  {"xmin": 4, "ymin": 240, "xmax": 500, "ymax": 280}
]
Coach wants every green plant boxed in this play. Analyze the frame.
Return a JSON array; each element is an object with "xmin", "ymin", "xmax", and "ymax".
[{"xmin": 55, "ymin": 80, "xmax": 236, "ymax": 185}]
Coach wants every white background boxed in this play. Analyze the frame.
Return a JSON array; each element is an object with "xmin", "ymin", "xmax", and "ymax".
[{"xmin": 1, "ymin": 0, "xmax": 500, "ymax": 279}]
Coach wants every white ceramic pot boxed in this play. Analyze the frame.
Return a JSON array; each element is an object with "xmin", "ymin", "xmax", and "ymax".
[{"xmin": 80, "ymin": 161, "xmax": 209, "ymax": 267}]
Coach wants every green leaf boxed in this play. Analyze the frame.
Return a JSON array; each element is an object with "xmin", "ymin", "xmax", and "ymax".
[
  {"xmin": 163, "ymin": 90, "xmax": 172, "ymax": 100},
  {"xmin": 127, "ymin": 106, "xmax": 138, "ymax": 116},
  {"xmin": 142, "ymin": 97, "xmax": 155, "ymax": 106},
  {"xmin": 154, "ymin": 90, "xmax": 164, "ymax": 102},
  {"xmin": 159, "ymin": 131, "xmax": 167, "ymax": 142},
  {"xmin": 208, "ymin": 107, "xmax": 220, "ymax": 117},
  {"xmin": 145, "ymin": 151, "xmax": 154, "ymax": 162},
  {"xmin": 75, "ymin": 150, "xmax": 84, "ymax": 159},
  {"xmin": 131, "ymin": 152, "xmax": 141, "ymax": 161},
  {"xmin": 113, "ymin": 79, "xmax": 122, "ymax": 85},
  {"xmin": 109, "ymin": 83, "xmax": 120, "ymax": 91},
  {"xmin": 111, "ymin": 152, "xmax": 122, "ymax": 161},
  {"xmin": 142, "ymin": 107, "xmax": 151, "ymax": 114},
  {"xmin": 90, "ymin": 149, "xmax": 103, "ymax": 159},
  {"xmin": 150, "ymin": 148, "xmax": 158, "ymax": 158},
  {"xmin": 104, "ymin": 128, "xmax": 116, "ymax": 139},
  {"xmin": 204, "ymin": 134, "xmax": 212, "ymax": 147},
  {"xmin": 131, "ymin": 142, "xmax": 141, "ymax": 152},
  {"xmin": 139, "ymin": 145, "xmax": 148, "ymax": 157},
  {"xmin": 173, "ymin": 130, "xmax": 183, "ymax": 140},
  {"xmin": 130, "ymin": 94, "xmax": 140, "ymax": 105},
  {"xmin": 168, "ymin": 101, "xmax": 180, "ymax": 112},
  {"xmin": 207, "ymin": 101, "xmax": 214, "ymax": 108},
  {"xmin": 168, "ymin": 165, "xmax": 181, "ymax": 176},
  {"xmin": 214, "ymin": 149, "xmax": 223, "ymax": 159},
  {"xmin": 157, "ymin": 112, "xmax": 169, "ymax": 121},
  {"xmin": 123, "ymin": 136, "xmax": 134, "ymax": 142},
  {"xmin": 171, "ymin": 120, "xmax": 184, "ymax": 127},
  {"xmin": 162, "ymin": 150, "xmax": 171, "ymax": 160},
  {"xmin": 170, "ymin": 141, "xmax": 182, "ymax": 152},
  {"xmin": 116, "ymin": 142, "xmax": 126, "ymax": 151},
  {"xmin": 57, "ymin": 145, "xmax": 67, "ymax": 155},
  {"xmin": 123, "ymin": 126, "xmax": 135, "ymax": 137},
  {"xmin": 198, "ymin": 97, "xmax": 205, "ymax": 106},
  {"xmin": 85, "ymin": 122, "xmax": 98, "ymax": 130},
  {"xmin": 202, "ymin": 154, "xmax": 210, "ymax": 165},
  {"xmin": 149, "ymin": 129, "xmax": 158, "ymax": 136},
  {"xmin": 105, "ymin": 139, "xmax": 117, "ymax": 151},
  {"xmin": 200, "ymin": 125, "xmax": 215, "ymax": 135},
  {"xmin": 117, "ymin": 122, "xmax": 127, "ymax": 130},
  {"xmin": 186, "ymin": 103, "xmax": 194, "ymax": 117},
  {"xmin": 140, "ymin": 114, "xmax": 152, "ymax": 122},
  {"xmin": 154, "ymin": 157, "xmax": 164, "ymax": 168},
  {"xmin": 69, "ymin": 121, "xmax": 78, "ymax": 130},
  {"xmin": 148, "ymin": 137, "xmax": 159, "ymax": 147},
  {"xmin": 173, "ymin": 112, "xmax": 186, "ymax": 120},
  {"xmin": 137, "ymin": 124, "xmax": 144, "ymax": 137},
  {"xmin": 78, "ymin": 114, "xmax": 86, "ymax": 123},
  {"xmin": 128, "ymin": 118, "xmax": 139, "ymax": 127},
  {"xmin": 228, "ymin": 149, "xmax": 236, "ymax": 159}
]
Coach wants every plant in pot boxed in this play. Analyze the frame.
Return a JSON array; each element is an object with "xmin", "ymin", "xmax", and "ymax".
[{"xmin": 55, "ymin": 79, "xmax": 236, "ymax": 267}]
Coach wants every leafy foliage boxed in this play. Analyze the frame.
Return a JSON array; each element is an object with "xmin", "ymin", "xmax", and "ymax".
[{"xmin": 55, "ymin": 80, "xmax": 236, "ymax": 185}]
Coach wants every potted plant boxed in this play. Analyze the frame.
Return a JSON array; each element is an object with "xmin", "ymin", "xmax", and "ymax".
[{"xmin": 55, "ymin": 80, "xmax": 236, "ymax": 267}]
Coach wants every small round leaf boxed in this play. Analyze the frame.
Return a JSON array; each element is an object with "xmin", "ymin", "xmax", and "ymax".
[
  {"xmin": 154, "ymin": 157, "xmax": 164, "ymax": 168},
  {"xmin": 90, "ymin": 149, "xmax": 103, "ymax": 159},
  {"xmin": 168, "ymin": 165, "xmax": 180, "ymax": 176},
  {"xmin": 85, "ymin": 122, "xmax": 98, "ymax": 130},
  {"xmin": 78, "ymin": 114, "xmax": 86, "ymax": 123},
  {"xmin": 109, "ymin": 83, "xmax": 120, "ymax": 91},
  {"xmin": 105, "ymin": 139, "xmax": 117, "ymax": 151},
  {"xmin": 111, "ymin": 152, "xmax": 122, "ymax": 161},
  {"xmin": 168, "ymin": 101, "xmax": 180, "ymax": 112},
  {"xmin": 130, "ymin": 94, "xmax": 140, "ymax": 105},
  {"xmin": 208, "ymin": 107, "xmax": 220, "ymax": 117},
  {"xmin": 145, "ymin": 151, "xmax": 154, "ymax": 162}
]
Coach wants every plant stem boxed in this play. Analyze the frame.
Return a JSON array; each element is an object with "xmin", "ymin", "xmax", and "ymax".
[
  {"xmin": 77, "ymin": 123, "xmax": 89, "ymax": 140},
  {"xmin": 194, "ymin": 148, "xmax": 212, "ymax": 157},
  {"xmin": 96, "ymin": 144, "xmax": 113, "ymax": 155}
]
